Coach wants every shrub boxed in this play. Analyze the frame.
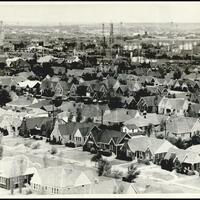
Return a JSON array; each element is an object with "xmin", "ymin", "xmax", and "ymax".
[
  {"xmin": 138, "ymin": 158, "xmax": 150, "ymax": 165},
  {"xmin": 187, "ymin": 170, "xmax": 195, "ymax": 176},
  {"xmin": 111, "ymin": 169, "xmax": 124, "ymax": 179},
  {"xmin": 24, "ymin": 188, "xmax": 33, "ymax": 195},
  {"xmin": 100, "ymin": 150, "xmax": 112, "ymax": 157},
  {"xmin": 65, "ymin": 142, "xmax": 75, "ymax": 148},
  {"xmin": 50, "ymin": 146, "xmax": 57, "ymax": 155},
  {"xmin": 24, "ymin": 141, "xmax": 32, "ymax": 147},
  {"xmin": 30, "ymin": 142, "xmax": 40, "ymax": 149},
  {"xmin": 90, "ymin": 147, "xmax": 97, "ymax": 154}
]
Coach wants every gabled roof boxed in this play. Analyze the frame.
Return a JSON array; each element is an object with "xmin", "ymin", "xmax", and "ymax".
[
  {"xmin": 159, "ymin": 97, "xmax": 188, "ymax": 110},
  {"xmin": 166, "ymin": 116, "xmax": 197, "ymax": 134},
  {"xmin": 137, "ymin": 96, "xmax": 162, "ymax": 107},
  {"xmin": 98, "ymin": 129, "xmax": 127, "ymax": 145},
  {"xmin": 128, "ymin": 136, "xmax": 173, "ymax": 155},
  {"xmin": 102, "ymin": 109, "xmax": 139, "ymax": 123},
  {"xmin": 23, "ymin": 117, "xmax": 53, "ymax": 130},
  {"xmin": 125, "ymin": 113, "xmax": 165, "ymax": 127},
  {"xmin": 33, "ymin": 166, "xmax": 92, "ymax": 188},
  {"xmin": 59, "ymin": 122, "xmax": 100, "ymax": 138},
  {"xmin": 29, "ymin": 99, "xmax": 51, "ymax": 109}
]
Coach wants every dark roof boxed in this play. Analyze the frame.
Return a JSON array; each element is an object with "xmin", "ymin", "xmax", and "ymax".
[{"xmin": 23, "ymin": 117, "xmax": 53, "ymax": 130}]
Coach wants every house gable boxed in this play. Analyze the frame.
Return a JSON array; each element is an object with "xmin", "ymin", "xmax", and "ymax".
[{"xmin": 74, "ymin": 172, "xmax": 91, "ymax": 187}]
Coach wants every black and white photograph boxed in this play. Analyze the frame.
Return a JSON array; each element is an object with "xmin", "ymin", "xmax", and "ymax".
[{"xmin": 0, "ymin": 1, "xmax": 200, "ymax": 197}]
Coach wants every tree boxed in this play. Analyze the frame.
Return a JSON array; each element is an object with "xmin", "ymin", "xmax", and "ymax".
[
  {"xmin": 76, "ymin": 107, "xmax": 82, "ymax": 122},
  {"xmin": 0, "ymin": 89, "xmax": 11, "ymax": 106},
  {"xmin": 146, "ymin": 123, "xmax": 153, "ymax": 137},
  {"xmin": 68, "ymin": 112, "xmax": 73, "ymax": 122},
  {"xmin": 97, "ymin": 158, "xmax": 112, "ymax": 176},
  {"xmin": 91, "ymin": 152, "xmax": 102, "ymax": 167},
  {"xmin": 184, "ymin": 67, "xmax": 190, "ymax": 75},
  {"xmin": 123, "ymin": 163, "xmax": 140, "ymax": 183},
  {"xmin": 173, "ymin": 69, "xmax": 182, "ymax": 80}
]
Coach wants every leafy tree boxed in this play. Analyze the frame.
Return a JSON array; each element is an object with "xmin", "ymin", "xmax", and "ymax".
[
  {"xmin": 76, "ymin": 107, "xmax": 82, "ymax": 122},
  {"xmin": 184, "ymin": 67, "xmax": 190, "ymax": 75},
  {"xmin": 146, "ymin": 123, "xmax": 153, "ymax": 137},
  {"xmin": 173, "ymin": 69, "xmax": 182, "ymax": 80},
  {"xmin": 123, "ymin": 163, "xmax": 140, "ymax": 183},
  {"xmin": 68, "ymin": 112, "xmax": 73, "ymax": 122},
  {"xmin": 0, "ymin": 89, "xmax": 11, "ymax": 106},
  {"xmin": 97, "ymin": 158, "xmax": 112, "ymax": 176}
]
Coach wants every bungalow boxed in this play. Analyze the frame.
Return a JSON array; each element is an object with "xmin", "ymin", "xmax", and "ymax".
[
  {"xmin": 0, "ymin": 155, "xmax": 35, "ymax": 190},
  {"xmin": 137, "ymin": 96, "xmax": 161, "ymax": 113},
  {"xmin": 6, "ymin": 96, "xmax": 39, "ymax": 111},
  {"xmin": 30, "ymin": 166, "xmax": 93, "ymax": 194},
  {"xmin": 124, "ymin": 113, "xmax": 168, "ymax": 132},
  {"xmin": 121, "ymin": 124, "xmax": 142, "ymax": 135},
  {"xmin": 50, "ymin": 122, "xmax": 99, "ymax": 146},
  {"xmin": 18, "ymin": 80, "xmax": 41, "ymax": 94},
  {"xmin": 98, "ymin": 109, "xmax": 140, "ymax": 125},
  {"xmin": 158, "ymin": 97, "xmax": 189, "ymax": 116},
  {"xmin": 19, "ymin": 116, "xmax": 54, "ymax": 138},
  {"xmin": 83, "ymin": 128, "xmax": 132, "ymax": 156},
  {"xmin": 164, "ymin": 147, "xmax": 200, "ymax": 172},
  {"xmin": 166, "ymin": 116, "xmax": 200, "ymax": 139},
  {"xmin": 121, "ymin": 135, "xmax": 176, "ymax": 162}
]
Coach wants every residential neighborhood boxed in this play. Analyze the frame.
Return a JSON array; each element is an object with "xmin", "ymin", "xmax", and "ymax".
[{"xmin": 0, "ymin": 1, "xmax": 200, "ymax": 197}]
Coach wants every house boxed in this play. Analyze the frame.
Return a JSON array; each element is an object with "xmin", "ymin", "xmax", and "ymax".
[
  {"xmin": 18, "ymin": 80, "xmax": 41, "ymax": 94},
  {"xmin": 124, "ymin": 113, "xmax": 167, "ymax": 132},
  {"xmin": 158, "ymin": 97, "xmax": 189, "ymax": 116},
  {"xmin": 0, "ymin": 76, "xmax": 19, "ymax": 90},
  {"xmin": 0, "ymin": 155, "xmax": 35, "ymax": 190},
  {"xmin": 83, "ymin": 128, "xmax": 132, "ymax": 156},
  {"xmin": 51, "ymin": 66, "xmax": 66, "ymax": 75},
  {"xmin": 121, "ymin": 135, "xmax": 176, "ymax": 162},
  {"xmin": 50, "ymin": 121, "xmax": 99, "ymax": 146},
  {"xmin": 54, "ymin": 81, "xmax": 70, "ymax": 97},
  {"xmin": 98, "ymin": 109, "xmax": 140, "ymax": 125},
  {"xmin": 19, "ymin": 116, "xmax": 54, "ymax": 138},
  {"xmin": 164, "ymin": 147, "xmax": 200, "ymax": 172},
  {"xmin": 166, "ymin": 116, "xmax": 200, "ymax": 139},
  {"xmin": 121, "ymin": 124, "xmax": 142, "ymax": 135},
  {"xmin": 137, "ymin": 96, "xmax": 161, "ymax": 113},
  {"xmin": 30, "ymin": 166, "xmax": 94, "ymax": 194},
  {"xmin": 6, "ymin": 96, "xmax": 39, "ymax": 111}
]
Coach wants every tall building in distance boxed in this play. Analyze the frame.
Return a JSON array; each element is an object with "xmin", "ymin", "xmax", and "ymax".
[
  {"xmin": 109, "ymin": 22, "xmax": 114, "ymax": 46},
  {"xmin": 102, "ymin": 23, "xmax": 106, "ymax": 47},
  {"xmin": 0, "ymin": 21, "xmax": 4, "ymax": 46}
]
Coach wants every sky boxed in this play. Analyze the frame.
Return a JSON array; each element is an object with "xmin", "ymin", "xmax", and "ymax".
[{"xmin": 0, "ymin": 1, "xmax": 200, "ymax": 25}]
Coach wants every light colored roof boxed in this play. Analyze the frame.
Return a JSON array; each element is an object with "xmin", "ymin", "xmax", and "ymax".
[
  {"xmin": 124, "ymin": 113, "xmax": 164, "ymax": 127},
  {"xmin": 165, "ymin": 147, "xmax": 200, "ymax": 164},
  {"xmin": 187, "ymin": 144, "xmax": 200, "ymax": 153},
  {"xmin": 18, "ymin": 80, "xmax": 41, "ymax": 88},
  {"xmin": 37, "ymin": 55, "xmax": 56, "ymax": 63},
  {"xmin": 32, "ymin": 166, "xmax": 92, "ymax": 188},
  {"xmin": 0, "ymin": 155, "xmax": 33, "ymax": 178},
  {"xmin": 128, "ymin": 136, "xmax": 172, "ymax": 155},
  {"xmin": 159, "ymin": 97, "xmax": 187, "ymax": 110},
  {"xmin": 166, "ymin": 116, "xmax": 197, "ymax": 134},
  {"xmin": 102, "ymin": 109, "xmax": 139, "ymax": 123}
]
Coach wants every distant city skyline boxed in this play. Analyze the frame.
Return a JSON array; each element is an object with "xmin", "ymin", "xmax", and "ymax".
[{"xmin": 0, "ymin": 1, "xmax": 200, "ymax": 25}]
